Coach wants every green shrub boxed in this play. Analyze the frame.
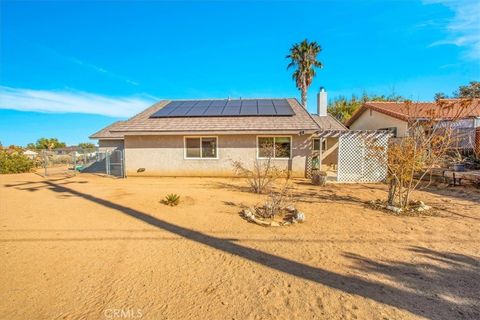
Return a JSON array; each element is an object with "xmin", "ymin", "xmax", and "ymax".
[
  {"xmin": 162, "ymin": 193, "xmax": 180, "ymax": 206},
  {"xmin": 0, "ymin": 150, "xmax": 34, "ymax": 174}
]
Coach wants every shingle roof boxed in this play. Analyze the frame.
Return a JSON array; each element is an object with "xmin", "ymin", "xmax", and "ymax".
[
  {"xmin": 90, "ymin": 98, "xmax": 351, "ymax": 139},
  {"xmin": 311, "ymin": 114, "xmax": 348, "ymax": 130},
  {"xmin": 89, "ymin": 121, "xmax": 125, "ymax": 139},
  {"xmin": 345, "ymin": 99, "xmax": 480, "ymax": 127}
]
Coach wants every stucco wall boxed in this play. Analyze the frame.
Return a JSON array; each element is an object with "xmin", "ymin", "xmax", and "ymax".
[
  {"xmin": 124, "ymin": 134, "xmax": 311, "ymax": 177},
  {"xmin": 349, "ymin": 109, "xmax": 408, "ymax": 137},
  {"xmin": 322, "ymin": 137, "xmax": 338, "ymax": 166},
  {"xmin": 98, "ymin": 139, "xmax": 124, "ymax": 151}
]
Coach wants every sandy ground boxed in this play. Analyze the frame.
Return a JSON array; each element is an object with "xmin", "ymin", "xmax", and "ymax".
[{"xmin": 0, "ymin": 173, "xmax": 479, "ymax": 320}]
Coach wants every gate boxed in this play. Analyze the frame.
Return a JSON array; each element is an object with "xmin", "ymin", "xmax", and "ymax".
[
  {"xmin": 106, "ymin": 149, "xmax": 125, "ymax": 178},
  {"xmin": 337, "ymin": 132, "xmax": 390, "ymax": 183}
]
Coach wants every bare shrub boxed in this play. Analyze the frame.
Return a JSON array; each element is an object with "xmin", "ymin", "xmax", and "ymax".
[
  {"xmin": 256, "ymin": 176, "xmax": 293, "ymax": 218},
  {"xmin": 367, "ymin": 99, "xmax": 474, "ymax": 210},
  {"xmin": 232, "ymin": 142, "xmax": 287, "ymax": 194}
]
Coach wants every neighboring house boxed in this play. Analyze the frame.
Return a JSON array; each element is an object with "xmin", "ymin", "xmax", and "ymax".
[
  {"xmin": 91, "ymin": 89, "xmax": 348, "ymax": 178},
  {"xmin": 345, "ymin": 99, "xmax": 480, "ymax": 150},
  {"xmin": 23, "ymin": 150, "xmax": 38, "ymax": 159},
  {"xmin": 54, "ymin": 146, "xmax": 96, "ymax": 157}
]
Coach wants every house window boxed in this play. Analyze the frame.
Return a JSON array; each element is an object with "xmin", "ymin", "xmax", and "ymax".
[
  {"xmin": 313, "ymin": 138, "xmax": 327, "ymax": 152},
  {"xmin": 257, "ymin": 136, "xmax": 291, "ymax": 159},
  {"xmin": 185, "ymin": 137, "xmax": 217, "ymax": 159},
  {"xmin": 379, "ymin": 127, "xmax": 397, "ymax": 138}
]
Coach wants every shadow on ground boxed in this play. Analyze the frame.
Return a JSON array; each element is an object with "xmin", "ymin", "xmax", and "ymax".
[{"xmin": 4, "ymin": 179, "xmax": 480, "ymax": 320}]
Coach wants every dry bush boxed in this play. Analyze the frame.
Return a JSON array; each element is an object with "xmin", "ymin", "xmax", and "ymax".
[
  {"xmin": 232, "ymin": 142, "xmax": 287, "ymax": 194},
  {"xmin": 256, "ymin": 176, "xmax": 293, "ymax": 218},
  {"xmin": 368, "ymin": 99, "xmax": 475, "ymax": 210}
]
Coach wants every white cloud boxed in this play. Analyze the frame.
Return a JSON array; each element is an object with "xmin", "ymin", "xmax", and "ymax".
[
  {"xmin": 38, "ymin": 45, "xmax": 140, "ymax": 86},
  {"xmin": 424, "ymin": 0, "xmax": 480, "ymax": 60},
  {"xmin": 0, "ymin": 86, "xmax": 156, "ymax": 117},
  {"xmin": 68, "ymin": 57, "xmax": 140, "ymax": 86}
]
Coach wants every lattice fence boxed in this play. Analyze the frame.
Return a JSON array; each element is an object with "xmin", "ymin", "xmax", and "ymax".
[{"xmin": 337, "ymin": 132, "xmax": 390, "ymax": 183}]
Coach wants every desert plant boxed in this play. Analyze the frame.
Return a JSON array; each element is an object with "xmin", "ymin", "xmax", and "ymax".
[
  {"xmin": 258, "ymin": 176, "xmax": 293, "ymax": 218},
  {"xmin": 0, "ymin": 149, "xmax": 34, "ymax": 174},
  {"xmin": 232, "ymin": 142, "xmax": 286, "ymax": 194},
  {"xmin": 367, "ymin": 99, "xmax": 475, "ymax": 210},
  {"xmin": 163, "ymin": 193, "xmax": 180, "ymax": 206}
]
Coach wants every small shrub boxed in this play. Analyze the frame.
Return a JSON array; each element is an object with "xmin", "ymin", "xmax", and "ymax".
[
  {"xmin": 162, "ymin": 193, "xmax": 180, "ymax": 206},
  {"xmin": 256, "ymin": 177, "xmax": 293, "ymax": 218},
  {"xmin": 232, "ymin": 141, "xmax": 287, "ymax": 194}
]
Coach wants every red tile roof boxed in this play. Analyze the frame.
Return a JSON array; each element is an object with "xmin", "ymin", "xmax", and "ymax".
[{"xmin": 345, "ymin": 99, "xmax": 480, "ymax": 127}]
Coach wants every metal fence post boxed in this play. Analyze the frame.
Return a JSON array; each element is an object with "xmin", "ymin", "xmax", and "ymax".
[
  {"xmin": 120, "ymin": 150, "xmax": 124, "ymax": 178},
  {"xmin": 106, "ymin": 151, "xmax": 110, "ymax": 176},
  {"xmin": 43, "ymin": 150, "xmax": 47, "ymax": 177}
]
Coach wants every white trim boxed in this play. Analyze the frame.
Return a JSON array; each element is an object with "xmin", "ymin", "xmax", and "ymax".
[
  {"xmin": 256, "ymin": 135, "xmax": 292, "ymax": 160},
  {"xmin": 183, "ymin": 136, "xmax": 219, "ymax": 160}
]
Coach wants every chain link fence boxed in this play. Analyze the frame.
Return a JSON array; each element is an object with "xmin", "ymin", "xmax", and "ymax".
[{"xmin": 39, "ymin": 148, "xmax": 124, "ymax": 178}]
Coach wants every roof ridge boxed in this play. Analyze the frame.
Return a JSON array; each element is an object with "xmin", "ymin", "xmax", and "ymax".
[
  {"xmin": 365, "ymin": 100, "xmax": 435, "ymax": 104},
  {"xmin": 326, "ymin": 114, "xmax": 348, "ymax": 129},
  {"xmin": 290, "ymin": 98, "xmax": 323, "ymax": 130},
  {"xmin": 155, "ymin": 97, "xmax": 297, "ymax": 101}
]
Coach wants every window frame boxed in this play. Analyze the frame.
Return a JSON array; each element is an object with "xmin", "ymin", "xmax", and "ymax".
[
  {"xmin": 256, "ymin": 135, "xmax": 292, "ymax": 160},
  {"xmin": 183, "ymin": 136, "xmax": 219, "ymax": 160},
  {"xmin": 312, "ymin": 138, "xmax": 327, "ymax": 152}
]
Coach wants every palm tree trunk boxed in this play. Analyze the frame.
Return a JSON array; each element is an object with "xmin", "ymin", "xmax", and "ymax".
[{"xmin": 301, "ymin": 76, "xmax": 308, "ymax": 108}]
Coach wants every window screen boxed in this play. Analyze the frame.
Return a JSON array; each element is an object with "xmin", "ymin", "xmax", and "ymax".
[{"xmin": 258, "ymin": 137, "xmax": 291, "ymax": 159}]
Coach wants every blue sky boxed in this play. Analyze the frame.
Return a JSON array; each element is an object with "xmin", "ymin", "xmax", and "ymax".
[{"xmin": 1, "ymin": 0, "xmax": 479, "ymax": 146}]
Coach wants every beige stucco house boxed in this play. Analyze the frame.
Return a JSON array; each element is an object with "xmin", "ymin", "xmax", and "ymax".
[
  {"xmin": 90, "ymin": 90, "xmax": 347, "ymax": 178},
  {"xmin": 346, "ymin": 100, "xmax": 480, "ymax": 141}
]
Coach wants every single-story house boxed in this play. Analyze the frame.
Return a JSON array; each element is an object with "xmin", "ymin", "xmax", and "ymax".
[
  {"xmin": 90, "ymin": 88, "xmax": 351, "ymax": 178},
  {"xmin": 345, "ymin": 99, "xmax": 480, "ymax": 151},
  {"xmin": 23, "ymin": 149, "xmax": 38, "ymax": 159}
]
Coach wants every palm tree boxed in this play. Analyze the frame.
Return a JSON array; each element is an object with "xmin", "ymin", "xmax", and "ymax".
[{"xmin": 287, "ymin": 39, "xmax": 323, "ymax": 108}]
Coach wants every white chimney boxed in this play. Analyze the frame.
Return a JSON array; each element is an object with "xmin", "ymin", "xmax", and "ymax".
[{"xmin": 317, "ymin": 87, "xmax": 327, "ymax": 116}]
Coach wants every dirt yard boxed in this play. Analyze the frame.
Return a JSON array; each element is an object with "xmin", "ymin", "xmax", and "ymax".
[{"xmin": 0, "ymin": 173, "xmax": 479, "ymax": 320}]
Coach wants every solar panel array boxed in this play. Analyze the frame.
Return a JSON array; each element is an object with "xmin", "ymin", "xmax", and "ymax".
[{"xmin": 150, "ymin": 99, "xmax": 295, "ymax": 118}]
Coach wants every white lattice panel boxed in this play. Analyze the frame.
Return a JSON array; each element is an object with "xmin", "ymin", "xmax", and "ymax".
[{"xmin": 337, "ymin": 133, "xmax": 389, "ymax": 183}]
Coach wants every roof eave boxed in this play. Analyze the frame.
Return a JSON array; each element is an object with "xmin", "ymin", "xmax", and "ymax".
[{"xmin": 116, "ymin": 129, "xmax": 319, "ymax": 136}]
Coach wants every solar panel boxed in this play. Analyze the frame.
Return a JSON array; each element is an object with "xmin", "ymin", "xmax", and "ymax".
[
  {"xmin": 186, "ymin": 106, "xmax": 208, "ymax": 116},
  {"xmin": 204, "ymin": 106, "xmax": 225, "ymax": 116},
  {"xmin": 257, "ymin": 100, "xmax": 276, "ymax": 115},
  {"xmin": 257, "ymin": 99, "xmax": 274, "ymax": 107},
  {"xmin": 210, "ymin": 100, "xmax": 228, "ymax": 107},
  {"xmin": 275, "ymin": 105, "xmax": 295, "ymax": 115},
  {"xmin": 241, "ymin": 100, "xmax": 257, "ymax": 107},
  {"xmin": 272, "ymin": 99, "xmax": 290, "ymax": 107},
  {"xmin": 226, "ymin": 99, "xmax": 242, "ymax": 107},
  {"xmin": 240, "ymin": 100, "xmax": 258, "ymax": 115},
  {"xmin": 150, "ymin": 99, "xmax": 294, "ymax": 118},
  {"xmin": 195, "ymin": 100, "xmax": 213, "ymax": 107},
  {"xmin": 222, "ymin": 106, "xmax": 241, "ymax": 115},
  {"xmin": 258, "ymin": 107, "xmax": 276, "ymax": 115}
]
